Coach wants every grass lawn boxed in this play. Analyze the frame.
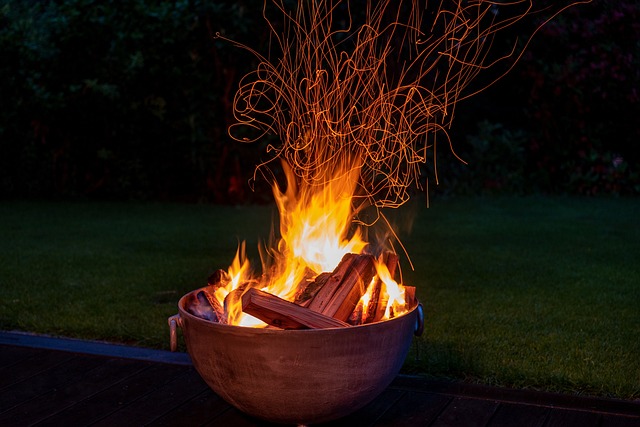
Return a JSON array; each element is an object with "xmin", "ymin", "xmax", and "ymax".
[{"xmin": 1, "ymin": 196, "xmax": 638, "ymax": 399}]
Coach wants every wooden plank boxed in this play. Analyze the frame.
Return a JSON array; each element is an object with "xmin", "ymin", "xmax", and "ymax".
[
  {"xmin": 373, "ymin": 391, "xmax": 452, "ymax": 426},
  {"xmin": 389, "ymin": 377, "xmax": 640, "ymax": 419},
  {"xmin": 201, "ymin": 406, "xmax": 262, "ymax": 427},
  {"xmin": 328, "ymin": 388, "xmax": 406, "ymax": 427},
  {"xmin": 543, "ymin": 408, "xmax": 601, "ymax": 427},
  {"xmin": 0, "ymin": 355, "xmax": 102, "ymax": 412},
  {"xmin": 487, "ymin": 402, "xmax": 549, "ymax": 427},
  {"xmin": 430, "ymin": 397, "xmax": 499, "ymax": 427},
  {"xmin": 242, "ymin": 288, "xmax": 349, "ymax": 329},
  {"xmin": 90, "ymin": 368, "xmax": 210, "ymax": 426},
  {"xmin": 0, "ymin": 346, "xmax": 74, "ymax": 390},
  {"xmin": 35, "ymin": 363, "xmax": 188, "ymax": 427},
  {"xmin": 148, "ymin": 389, "xmax": 231, "ymax": 427},
  {"xmin": 0, "ymin": 345, "xmax": 44, "ymax": 368},
  {"xmin": 0, "ymin": 357, "xmax": 146, "ymax": 426},
  {"xmin": 600, "ymin": 414, "xmax": 640, "ymax": 427}
]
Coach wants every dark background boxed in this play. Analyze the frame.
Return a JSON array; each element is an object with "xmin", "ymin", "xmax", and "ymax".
[{"xmin": 1, "ymin": 0, "xmax": 637, "ymax": 202}]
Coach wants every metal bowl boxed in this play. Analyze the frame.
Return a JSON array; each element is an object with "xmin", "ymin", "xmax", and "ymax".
[{"xmin": 169, "ymin": 287, "xmax": 423, "ymax": 425}]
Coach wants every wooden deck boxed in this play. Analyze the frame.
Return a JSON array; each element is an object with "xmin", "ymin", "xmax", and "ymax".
[{"xmin": 1, "ymin": 332, "xmax": 638, "ymax": 426}]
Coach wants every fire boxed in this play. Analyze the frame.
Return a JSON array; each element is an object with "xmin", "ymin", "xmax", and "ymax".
[
  {"xmin": 202, "ymin": 1, "xmax": 587, "ymax": 328},
  {"xmin": 209, "ymin": 160, "xmax": 412, "ymax": 327},
  {"xmin": 374, "ymin": 261, "xmax": 407, "ymax": 320},
  {"xmin": 273, "ymin": 161, "xmax": 366, "ymax": 279}
]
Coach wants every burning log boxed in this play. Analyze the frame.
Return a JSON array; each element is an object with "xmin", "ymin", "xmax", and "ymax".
[
  {"xmin": 207, "ymin": 269, "xmax": 230, "ymax": 287},
  {"xmin": 223, "ymin": 284, "xmax": 250, "ymax": 322},
  {"xmin": 201, "ymin": 288, "xmax": 226, "ymax": 324},
  {"xmin": 294, "ymin": 272, "xmax": 331, "ymax": 307},
  {"xmin": 348, "ymin": 299, "xmax": 364, "ymax": 326},
  {"xmin": 368, "ymin": 252, "xmax": 399, "ymax": 324},
  {"xmin": 242, "ymin": 288, "xmax": 349, "ymax": 329},
  {"xmin": 404, "ymin": 286, "xmax": 416, "ymax": 308},
  {"xmin": 186, "ymin": 290, "xmax": 224, "ymax": 323},
  {"xmin": 384, "ymin": 252, "xmax": 399, "ymax": 280},
  {"xmin": 308, "ymin": 253, "xmax": 376, "ymax": 322}
]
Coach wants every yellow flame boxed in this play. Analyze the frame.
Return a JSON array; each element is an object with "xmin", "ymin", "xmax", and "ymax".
[
  {"xmin": 211, "ymin": 243, "xmax": 266, "ymax": 327},
  {"xmin": 375, "ymin": 260, "xmax": 407, "ymax": 320},
  {"xmin": 274, "ymin": 161, "xmax": 367, "ymax": 275},
  {"xmin": 215, "ymin": 161, "xmax": 372, "ymax": 326}
]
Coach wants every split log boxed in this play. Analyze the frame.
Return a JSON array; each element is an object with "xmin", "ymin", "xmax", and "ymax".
[
  {"xmin": 306, "ymin": 254, "xmax": 356, "ymax": 313},
  {"xmin": 242, "ymin": 288, "xmax": 349, "ymax": 329},
  {"xmin": 403, "ymin": 286, "xmax": 416, "ymax": 308},
  {"xmin": 223, "ymin": 284, "xmax": 249, "ymax": 321},
  {"xmin": 367, "ymin": 252, "xmax": 400, "ymax": 324},
  {"xmin": 207, "ymin": 269, "xmax": 230, "ymax": 287},
  {"xmin": 294, "ymin": 272, "xmax": 331, "ymax": 307},
  {"xmin": 201, "ymin": 288, "xmax": 226, "ymax": 324},
  {"xmin": 347, "ymin": 299, "xmax": 364, "ymax": 326},
  {"xmin": 186, "ymin": 290, "xmax": 224, "ymax": 323},
  {"xmin": 308, "ymin": 253, "xmax": 376, "ymax": 322},
  {"xmin": 363, "ymin": 281, "xmax": 381, "ymax": 324},
  {"xmin": 384, "ymin": 252, "xmax": 399, "ymax": 281}
]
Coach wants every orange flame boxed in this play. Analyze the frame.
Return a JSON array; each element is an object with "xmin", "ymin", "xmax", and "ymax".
[
  {"xmin": 211, "ymin": 160, "xmax": 414, "ymax": 327},
  {"xmin": 375, "ymin": 260, "xmax": 406, "ymax": 320}
]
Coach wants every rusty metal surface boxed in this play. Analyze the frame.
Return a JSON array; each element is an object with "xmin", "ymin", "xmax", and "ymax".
[{"xmin": 173, "ymin": 287, "xmax": 421, "ymax": 425}]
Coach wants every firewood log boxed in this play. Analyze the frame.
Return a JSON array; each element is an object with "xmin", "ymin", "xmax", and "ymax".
[
  {"xmin": 186, "ymin": 290, "xmax": 223, "ymax": 323},
  {"xmin": 201, "ymin": 288, "xmax": 226, "ymax": 324},
  {"xmin": 294, "ymin": 271, "xmax": 331, "ymax": 307},
  {"xmin": 348, "ymin": 299, "xmax": 364, "ymax": 325},
  {"xmin": 368, "ymin": 252, "xmax": 400, "ymax": 323},
  {"xmin": 308, "ymin": 253, "xmax": 376, "ymax": 322},
  {"xmin": 207, "ymin": 269, "xmax": 230, "ymax": 287},
  {"xmin": 223, "ymin": 284, "xmax": 249, "ymax": 321},
  {"xmin": 242, "ymin": 288, "xmax": 349, "ymax": 329},
  {"xmin": 403, "ymin": 285, "xmax": 416, "ymax": 308}
]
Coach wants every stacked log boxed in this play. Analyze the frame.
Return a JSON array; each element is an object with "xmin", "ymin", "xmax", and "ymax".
[{"xmin": 190, "ymin": 252, "xmax": 414, "ymax": 329}]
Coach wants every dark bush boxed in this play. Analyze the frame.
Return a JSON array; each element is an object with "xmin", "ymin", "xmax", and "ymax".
[
  {"xmin": 428, "ymin": 0, "xmax": 639, "ymax": 197},
  {"xmin": 2, "ymin": 1, "xmax": 637, "ymax": 200},
  {"xmin": 0, "ymin": 0, "xmax": 273, "ymax": 201},
  {"xmin": 516, "ymin": 0, "xmax": 640, "ymax": 195}
]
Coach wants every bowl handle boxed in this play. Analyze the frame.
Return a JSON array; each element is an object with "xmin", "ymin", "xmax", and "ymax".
[
  {"xmin": 414, "ymin": 303, "xmax": 424, "ymax": 337},
  {"xmin": 168, "ymin": 314, "xmax": 182, "ymax": 352}
]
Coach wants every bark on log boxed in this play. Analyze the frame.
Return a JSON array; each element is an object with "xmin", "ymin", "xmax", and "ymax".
[
  {"xmin": 242, "ymin": 288, "xmax": 349, "ymax": 329},
  {"xmin": 201, "ymin": 288, "xmax": 226, "ymax": 324}
]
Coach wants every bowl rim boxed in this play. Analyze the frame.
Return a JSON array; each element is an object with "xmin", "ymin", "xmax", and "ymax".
[{"xmin": 177, "ymin": 285, "xmax": 420, "ymax": 334}]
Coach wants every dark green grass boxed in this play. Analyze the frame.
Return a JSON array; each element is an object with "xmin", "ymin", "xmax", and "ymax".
[{"xmin": 1, "ymin": 197, "xmax": 638, "ymax": 399}]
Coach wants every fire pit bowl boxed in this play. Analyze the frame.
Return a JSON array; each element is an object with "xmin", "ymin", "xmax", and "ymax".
[{"xmin": 168, "ymin": 287, "xmax": 424, "ymax": 425}]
